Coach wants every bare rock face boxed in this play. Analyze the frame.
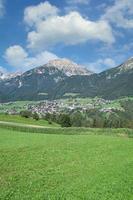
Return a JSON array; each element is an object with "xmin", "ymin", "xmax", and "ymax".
[
  {"xmin": 44, "ymin": 59, "xmax": 92, "ymax": 76},
  {"xmin": 0, "ymin": 71, "xmax": 22, "ymax": 81},
  {"xmin": 119, "ymin": 57, "xmax": 133, "ymax": 72}
]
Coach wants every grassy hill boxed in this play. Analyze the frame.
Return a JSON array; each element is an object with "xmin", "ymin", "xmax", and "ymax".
[
  {"xmin": 0, "ymin": 114, "xmax": 60, "ymax": 127},
  {"xmin": 0, "ymin": 127, "xmax": 133, "ymax": 200}
]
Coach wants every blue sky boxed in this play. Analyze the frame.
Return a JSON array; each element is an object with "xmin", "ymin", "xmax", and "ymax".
[{"xmin": 0, "ymin": 0, "xmax": 133, "ymax": 73}]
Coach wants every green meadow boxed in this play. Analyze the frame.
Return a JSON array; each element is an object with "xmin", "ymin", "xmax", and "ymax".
[
  {"xmin": 0, "ymin": 126, "xmax": 133, "ymax": 200},
  {"xmin": 0, "ymin": 114, "xmax": 60, "ymax": 127}
]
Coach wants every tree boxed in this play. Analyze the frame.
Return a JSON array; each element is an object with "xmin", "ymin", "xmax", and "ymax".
[
  {"xmin": 20, "ymin": 110, "xmax": 32, "ymax": 118},
  {"xmin": 59, "ymin": 114, "xmax": 71, "ymax": 127},
  {"xmin": 32, "ymin": 112, "xmax": 39, "ymax": 121},
  {"xmin": 82, "ymin": 118, "xmax": 94, "ymax": 128},
  {"xmin": 48, "ymin": 120, "xmax": 52, "ymax": 125},
  {"xmin": 70, "ymin": 111, "xmax": 83, "ymax": 127},
  {"xmin": 44, "ymin": 113, "xmax": 51, "ymax": 121},
  {"xmin": 93, "ymin": 118, "xmax": 97, "ymax": 128}
]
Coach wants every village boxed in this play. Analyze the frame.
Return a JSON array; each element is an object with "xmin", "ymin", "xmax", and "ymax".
[{"xmin": 0, "ymin": 98, "xmax": 119, "ymax": 116}]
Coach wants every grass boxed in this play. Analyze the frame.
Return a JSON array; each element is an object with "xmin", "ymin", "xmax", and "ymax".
[
  {"xmin": 0, "ymin": 123, "xmax": 132, "ymax": 138},
  {"xmin": 0, "ymin": 127, "xmax": 133, "ymax": 200},
  {"xmin": 0, "ymin": 101, "xmax": 35, "ymax": 113},
  {"xmin": 0, "ymin": 114, "xmax": 60, "ymax": 127},
  {"xmin": 63, "ymin": 93, "xmax": 80, "ymax": 97}
]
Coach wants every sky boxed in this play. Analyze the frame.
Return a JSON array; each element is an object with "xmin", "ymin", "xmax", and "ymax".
[{"xmin": 0, "ymin": 0, "xmax": 133, "ymax": 73}]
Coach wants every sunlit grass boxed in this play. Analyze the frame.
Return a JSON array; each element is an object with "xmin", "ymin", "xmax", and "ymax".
[{"xmin": 0, "ymin": 128, "xmax": 133, "ymax": 200}]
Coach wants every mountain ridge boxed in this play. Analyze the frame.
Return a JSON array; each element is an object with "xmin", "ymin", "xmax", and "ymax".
[{"xmin": 0, "ymin": 57, "xmax": 132, "ymax": 102}]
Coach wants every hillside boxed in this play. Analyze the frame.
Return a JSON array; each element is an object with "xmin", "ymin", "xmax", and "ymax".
[{"xmin": 54, "ymin": 57, "xmax": 133, "ymax": 99}]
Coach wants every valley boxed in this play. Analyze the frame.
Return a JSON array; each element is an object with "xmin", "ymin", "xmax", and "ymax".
[
  {"xmin": 0, "ymin": 97, "xmax": 130, "ymax": 115},
  {"xmin": 1, "ymin": 1, "xmax": 133, "ymax": 199},
  {"xmin": 0, "ymin": 96, "xmax": 133, "ymax": 128}
]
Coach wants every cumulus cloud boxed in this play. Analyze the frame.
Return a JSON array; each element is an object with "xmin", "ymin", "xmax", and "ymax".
[
  {"xmin": 0, "ymin": 66, "xmax": 7, "ymax": 73},
  {"xmin": 0, "ymin": 0, "xmax": 4, "ymax": 17},
  {"xmin": 86, "ymin": 58, "xmax": 116, "ymax": 73},
  {"xmin": 4, "ymin": 45, "xmax": 28, "ymax": 68},
  {"xmin": 102, "ymin": 0, "xmax": 133, "ymax": 29},
  {"xmin": 24, "ymin": 1, "xmax": 59, "ymax": 27},
  {"xmin": 24, "ymin": 2, "xmax": 115, "ymax": 51},
  {"xmin": 4, "ymin": 45, "xmax": 59, "ymax": 71}
]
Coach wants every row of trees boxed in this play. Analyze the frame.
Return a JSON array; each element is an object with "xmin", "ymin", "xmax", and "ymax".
[{"xmin": 44, "ymin": 110, "xmax": 133, "ymax": 128}]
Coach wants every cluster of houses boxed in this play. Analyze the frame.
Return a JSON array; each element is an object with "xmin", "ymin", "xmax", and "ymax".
[
  {"xmin": 23, "ymin": 99, "xmax": 114, "ymax": 115},
  {"xmin": 27, "ymin": 100, "xmax": 91, "ymax": 115},
  {"xmin": 27, "ymin": 101, "xmax": 61, "ymax": 115}
]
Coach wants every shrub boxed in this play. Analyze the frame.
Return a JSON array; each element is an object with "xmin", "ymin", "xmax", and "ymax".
[
  {"xmin": 20, "ymin": 110, "xmax": 32, "ymax": 118},
  {"xmin": 32, "ymin": 112, "xmax": 39, "ymax": 121}
]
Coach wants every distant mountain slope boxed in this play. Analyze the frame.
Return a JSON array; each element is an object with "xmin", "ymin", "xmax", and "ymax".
[
  {"xmin": 0, "ymin": 66, "xmax": 67, "ymax": 102},
  {"xmin": 95, "ymin": 57, "xmax": 133, "ymax": 99},
  {"xmin": 53, "ymin": 74, "xmax": 98, "ymax": 99},
  {"xmin": 0, "ymin": 57, "xmax": 133, "ymax": 102},
  {"xmin": 54, "ymin": 57, "xmax": 133, "ymax": 99}
]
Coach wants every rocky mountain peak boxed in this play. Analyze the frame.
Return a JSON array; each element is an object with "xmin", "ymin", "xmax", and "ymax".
[
  {"xmin": 44, "ymin": 58, "xmax": 92, "ymax": 76},
  {"xmin": 119, "ymin": 57, "xmax": 133, "ymax": 71}
]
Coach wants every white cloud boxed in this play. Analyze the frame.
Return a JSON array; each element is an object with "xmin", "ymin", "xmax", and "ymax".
[
  {"xmin": 102, "ymin": 0, "xmax": 133, "ymax": 29},
  {"xmin": 0, "ymin": 66, "xmax": 8, "ymax": 80},
  {"xmin": 86, "ymin": 58, "xmax": 116, "ymax": 73},
  {"xmin": 0, "ymin": 66, "xmax": 7, "ymax": 73},
  {"xmin": 0, "ymin": 0, "xmax": 4, "ymax": 18},
  {"xmin": 4, "ymin": 45, "xmax": 28, "ymax": 68},
  {"xmin": 24, "ymin": 1, "xmax": 59, "ymax": 27},
  {"xmin": 4, "ymin": 45, "xmax": 59, "ymax": 71},
  {"xmin": 24, "ymin": 2, "xmax": 115, "ymax": 51},
  {"xmin": 25, "ymin": 51, "xmax": 59, "ymax": 69},
  {"xmin": 67, "ymin": 0, "xmax": 90, "ymax": 5},
  {"xmin": 103, "ymin": 58, "xmax": 116, "ymax": 67}
]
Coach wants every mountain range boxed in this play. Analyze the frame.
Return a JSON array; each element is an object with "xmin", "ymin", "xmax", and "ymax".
[{"xmin": 0, "ymin": 57, "xmax": 133, "ymax": 102}]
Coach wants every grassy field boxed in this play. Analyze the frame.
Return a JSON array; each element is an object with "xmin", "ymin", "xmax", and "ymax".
[
  {"xmin": 0, "ymin": 127, "xmax": 133, "ymax": 200},
  {"xmin": 0, "ymin": 114, "xmax": 60, "ymax": 127},
  {"xmin": 0, "ymin": 101, "xmax": 34, "ymax": 113}
]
